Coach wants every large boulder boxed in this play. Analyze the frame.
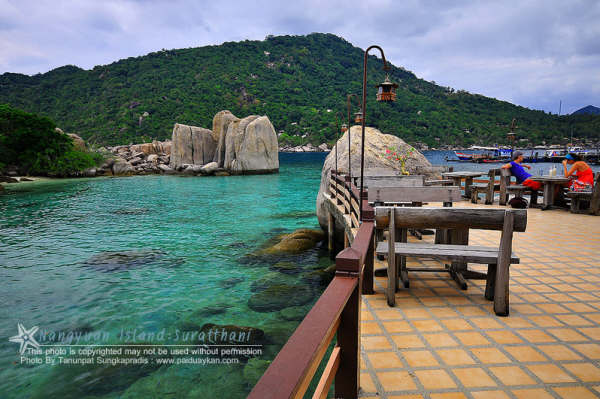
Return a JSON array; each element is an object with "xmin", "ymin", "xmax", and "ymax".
[
  {"xmin": 170, "ymin": 123, "xmax": 217, "ymax": 169},
  {"xmin": 224, "ymin": 115, "xmax": 279, "ymax": 174},
  {"xmin": 112, "ymin": 159, "xmax": 134, "ymax": 175},
  {"xmin": 212, "ymin": 110, "xmax": 240, "ymax": 166},
  {"xmin": 316, "ymin": 125, "xmax": 435, "ymax": 230},
  {"xmin": 67, "ymin": 132, "xmax": 86, "ymax": 151}
]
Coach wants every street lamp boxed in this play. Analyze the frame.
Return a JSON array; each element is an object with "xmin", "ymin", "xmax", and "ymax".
[
  {"xmin": 359, "ymin": 45, "xmax": 397, "ymax": 220},
  {"xmin": 346, "ymin": 93, "xmax": 360, "ymax": 178},
  {"xmin": 507, "ymin": 118, "xmax": 517, "ymax": 152}
]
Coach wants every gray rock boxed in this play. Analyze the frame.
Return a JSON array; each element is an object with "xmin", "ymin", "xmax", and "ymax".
[
  {"xmin": 225, "ymin": 115, "xmax": 279, "ymax": 174},
  {"xmin": 158, "ymin": 155, "xmax": 170, "ymax": 164},
  {"xmin": 200, "ymin": 161, "xmax": 218, "ymax": 175},
  {"xmin": 318, "ymin": 143, "xmax": 329, "ymax": 152},
  {"xmin": 170, "ymin": 123, "xmax": 216, "ymax": 169},
  {"xmin": 112, "ymin": 159, "xmax": 134, "ymax": 175},
  {"xmin": 0, "ymin": 176, "xmax": 19, "ymax": 183},
  {"xmin": 83, "ymin": 168, "xmax": 96, "ymax": 177},
  {"xmin": 192, "ymin": 127, "xmax": 217, "ymax": 165},
  {"xmin": 315, "ymin": 125, "xmax": 436, "ymax": 231},
  {"xmin": 128, "ymin": 157, "xmax": 143, "ymax": 166},
  {"xmin": 147, "ymin": 154, "xmax": 158, "ymax": 163},
  {"xmin": 158, "ymin": 164, "xmax": 175, "ymax": 174},
  {"xmin": 212, "ymin": 110, "xmax": 240, "ymax": 166},
  {"xmin": 182, "ymin": 165, "xmax": 196, "ymax": 175}
]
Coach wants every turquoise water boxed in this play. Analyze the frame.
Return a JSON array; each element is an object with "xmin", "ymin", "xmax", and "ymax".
[{"xmin": 0, "ymin": 153, "xmax": 331, "ymax": 398}]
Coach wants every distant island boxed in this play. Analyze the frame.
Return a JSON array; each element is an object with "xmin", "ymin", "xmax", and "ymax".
[
  {"xmin": 572, "ymin": 105, "xmax": 600, "ymax": 115},
  {"xmin": 1, "ymin": 33, "xmax": 598, "ymax": 150}
]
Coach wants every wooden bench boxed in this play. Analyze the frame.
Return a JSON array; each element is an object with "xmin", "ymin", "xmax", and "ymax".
[
  {"xmin": 374, "ymin": 207, "xmax": 527, "ymax": 316},
  {"xmin": 566, "ymin": 172, "xmax": 600, "ymax": 215},
  {"xmin": 469, "ymin": 169, "xmax": 500, "ymax": 204},
  {"xmin": 499, "ymin": 168, "xmax": 540, "ymax": 207}
]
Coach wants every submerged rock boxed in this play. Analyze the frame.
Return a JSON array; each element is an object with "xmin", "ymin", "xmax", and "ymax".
[
  {"xmin": 250, "ymin": 272, "xmax": 294, "ymax": 292},
  {"xmin": 270, "ymin": 261, "xmax": 302, "ymax": 274},
  {"xmin": 31, "ymin": 343, "xmax": 161, "ymax": 399},
  {"xmin": 83, "ymin": 249, "xmax": 172, "ymax": 272},
  {"xmin": 278, "ymin": 306, "xmax": 307, "ymax": 321},
  {"xmin": 261, "ymin": 229, "xmax": 325, "ymax": 254},
  {"xmin": 218, "ymin": 277, "xmax": 245, "ymax": 288},
  {"xmin": 177, "ymin": 303, "xmax": 233, "ymax": 331},
  {"xmin": 247, "ymin": 284, "xmax": 313, "ymax": 312}
]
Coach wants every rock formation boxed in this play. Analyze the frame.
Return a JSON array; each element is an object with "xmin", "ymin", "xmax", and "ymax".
[
  {"xmin": 315, "ymin": 125, "xmax": 436, "ymax": 230},
  {"xmin": 170, "ymin": 123, "xmax": 216, "ymax": 170},
  {"xmin": 224, "ymin": 115, "xmax": 279, "ymax": 174},
  {"xmin": 212, "ymin": 110, "xmax": 240, "ymax": 166}
]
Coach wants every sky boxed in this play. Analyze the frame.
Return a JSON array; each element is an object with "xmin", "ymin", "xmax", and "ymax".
[{"xmin": 0, "ymin": 0, "xmax": 598, "ymax": 115}]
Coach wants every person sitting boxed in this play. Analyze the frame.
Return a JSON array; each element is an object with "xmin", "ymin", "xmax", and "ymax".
[
  {"xmin": 501, "ymin": 151, "xmax": 542, "ymax": 191},
  {"xmin": 562, "ymin": 153, "xmax": 594, "ymax": 190}
]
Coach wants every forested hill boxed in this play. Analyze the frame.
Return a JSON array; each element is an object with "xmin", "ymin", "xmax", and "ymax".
[{"xmin": 1, "ymin": 33, "xmax": 598, "ymax": 147}]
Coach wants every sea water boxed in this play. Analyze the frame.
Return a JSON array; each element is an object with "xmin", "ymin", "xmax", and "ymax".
[
  {"xmin": 1, "ymin": 151, "xmax": 598, "ymax": 398},
  {"xmin": 0, "ymin": 153, "xmax": 330, "ymax": 398}
]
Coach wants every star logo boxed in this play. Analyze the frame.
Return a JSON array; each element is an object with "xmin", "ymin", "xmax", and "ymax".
[{"xmin": 9, "ymin": 324, "xmax": 40, "ymax": 355}]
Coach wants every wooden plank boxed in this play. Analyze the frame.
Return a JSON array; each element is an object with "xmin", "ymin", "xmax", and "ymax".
[
  {"xmin": 368, "ymin": 186, "xmax": 461, "ymax": 204},
  {"xmin": 375, "ymin": 207, "xmax": 527, "ymax": 232},
  {"xmin": 375, "ymin": 242, "xmax": 520, "ymax": 264},
  {"xmin": 387, "ymin": 208, "xmax": 397, "ymax": 307},
  {"xmin": 312, "ymin": 347, "xmax": 341, "ymax": 399},
  {"xmin": 363, "ymin": 176, "xmax": 424, "ymax": 188},
  {"xmin": 399, "ymin": 228, "xmax": 408, "ymax": 288},
  {"xmin": 494, "ymin": 211, "xmax": 513, "ymax": 316},
  {"xmin": 376, "ymin": 242, "xmax": 503, "ymax": 252},
  {"xmin": 248, "ymin": 278, "xmax": 353, "ymax": 399}
]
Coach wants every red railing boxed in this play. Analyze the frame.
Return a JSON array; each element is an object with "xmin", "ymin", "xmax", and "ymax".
[{"xmin": 248, "ymin": 170, "xmax": 374, "ymax": 399}]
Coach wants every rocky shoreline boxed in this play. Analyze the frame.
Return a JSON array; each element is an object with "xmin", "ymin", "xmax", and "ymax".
[{"xmin": 279, "ymin": 143, "xmax": 330, "ymax": 153}]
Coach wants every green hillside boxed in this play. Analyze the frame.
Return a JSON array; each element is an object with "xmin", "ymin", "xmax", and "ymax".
[{"xmin": 1, "ymin": 33, "xmax": 598, "ymax": 147}]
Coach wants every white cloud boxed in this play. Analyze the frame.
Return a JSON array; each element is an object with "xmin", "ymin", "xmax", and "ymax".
[{"xmin": 0, "ymin": 0, "xmax": 598, "ymax": 113}]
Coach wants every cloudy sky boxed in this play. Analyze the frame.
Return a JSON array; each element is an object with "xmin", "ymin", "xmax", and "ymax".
[{"xmin": 1, "ymin": 0, "xmax": 598, "ymax": 114}]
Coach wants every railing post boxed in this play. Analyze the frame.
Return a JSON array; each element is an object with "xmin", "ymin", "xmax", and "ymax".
[
  {"xmin": 334, "ymin": 248, "xmax": 361, "ymax": 399},
  {"xmin": 361, "ymin": 196, "xmax": 375, "ymax": 295},
  {"xmin": 344, "ymin": 175, "xmax": 352, "ymax": 214}
]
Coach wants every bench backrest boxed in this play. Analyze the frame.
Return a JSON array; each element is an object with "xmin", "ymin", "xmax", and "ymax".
[
  {"xmin": 363, "ymin": 175, "xmax": 425, "ymax": 188},
  {"xmin": 369, "ymin": 186, "xmax": 461, "ymax": 204},
  {"xmin": 374, "ymin": 207, "xmax": 527, "ymax": 232}
]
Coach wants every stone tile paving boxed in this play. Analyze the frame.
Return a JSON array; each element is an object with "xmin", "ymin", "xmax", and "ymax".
[{"xmin": 359, "ymin": 204, "xmax": 600, "ymax": 399}]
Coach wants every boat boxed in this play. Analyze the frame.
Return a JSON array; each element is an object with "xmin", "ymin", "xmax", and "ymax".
[
  {"xmin": 468, "ymin": 146, "xmax": 512, "ymax": 163},
  {"xmin": 454, "ymin": 151, "xmax": 473, "ymax": 161}
]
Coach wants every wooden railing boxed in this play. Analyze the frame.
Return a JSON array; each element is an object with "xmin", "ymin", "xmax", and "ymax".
[{"xmin": 248, "ymin": 170, "xmax": 374, "ymax": 399}]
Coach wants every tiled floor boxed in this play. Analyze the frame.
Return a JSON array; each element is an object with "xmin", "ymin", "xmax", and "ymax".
[{"xmin": 359, "ymin": 203, "xmax": 600, "ymax": 399}]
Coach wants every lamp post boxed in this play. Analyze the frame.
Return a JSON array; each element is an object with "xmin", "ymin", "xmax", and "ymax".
[
  {"xmin": 359, "ymin": 45, "xmax": 398, "ymax": 220},
  {"xmin": 346, "ymin": 93, "xmax": 360, "ymax": 178},
  {"xmin": 507, "ymin": 118, "xmax": 517, "ymax": 153}
]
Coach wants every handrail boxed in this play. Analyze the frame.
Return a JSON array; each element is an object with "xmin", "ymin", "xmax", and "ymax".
[{"xmin": 249, "ymin": 170, "xmax": 374, "ymax": 399}]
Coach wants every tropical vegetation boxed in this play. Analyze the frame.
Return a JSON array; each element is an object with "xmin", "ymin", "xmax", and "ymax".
[{"xmin": 0, "ymin": 33, "xmax": 598, "ymax": 148}]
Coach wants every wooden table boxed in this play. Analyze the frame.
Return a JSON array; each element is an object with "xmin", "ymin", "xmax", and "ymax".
[
  {"xmin": 442, "ymin": 171, "xmax": 484, "ymax": 198},
  {"xmin": 529, "ymin": 176, "xmax": 570, "ymax": 210}
]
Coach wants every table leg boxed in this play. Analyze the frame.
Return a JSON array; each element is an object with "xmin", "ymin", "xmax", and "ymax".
[
  {"xmin": 543, "ymin": 182, "xmax": 554, "ymax": 210},
  {"xmin": 464, "ymin": 177, "xmax": 473, "ymax": 198}
]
